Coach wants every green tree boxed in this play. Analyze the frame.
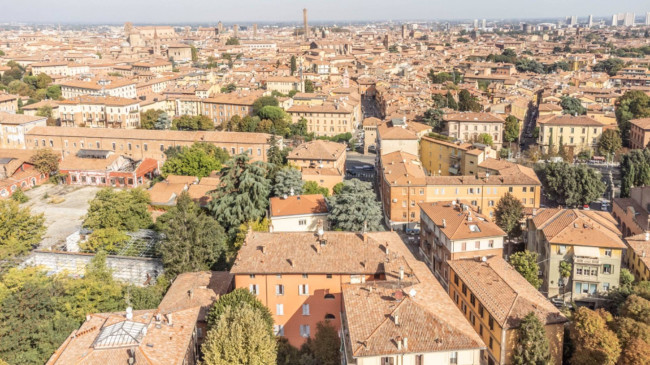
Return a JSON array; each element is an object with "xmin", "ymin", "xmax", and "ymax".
[
  {"xmin": 476, "ymin": 133, "xmax": 493, "ymax": 146},
  {"xmin": 559, "ymin": 261, "xmax": 572, "ymax": 279},
  {"xmin": 560, "ymin": 96, "xmax": 587, "ymax": 115},
  {"xmin": 202, "ymin": 303, "xmax": 277, "ymax": 365},
  {"xmin": 79, "ymin": 228, "xmax": 129, "ymax": 254},
  {"xmin": 161, "ymin": 143, "xmax": 227, "ymax": 178},
  {"xmin": 537, "ymin": 162, "xmax": 606, "ymax": 207},
  {"xmin": 621, "ymin": 268, "xmax": 635, "ymax": 287},
  {"xmin": 10, "ymin": 188, "xmax": 29, "ymax": 203},
  {"xmin": 156, "ymin": 192, "xmax": 227, "ymax": 277},
  {"xmin": 290, "ymin": 55, "xmax": 297, "ymax": 75},
  {"xmin": 304, "ymin": 181, "xmax": 329, "ymax": 197},
  {"xmin": 305, "ymin": 321, "xmax": 341, "ymax": 365},
  {"xmin": 221, "ymin": 83, "xmax": 237, "ymax": 93},
  {"xmin": 206, "ymin": 288, "xmax": 273, "ymax": 330},
  {"xmin": 504, "ymin": 115, "xmax": 520, "ymax": 143},
  {"xmin": 225, "ymin": 37, "xmax": 240, "ymax": 45},
  {"xmin": 304, "ymin": 79, "xmax": 314, "ymax": 93},
  {"xmin": 616, "ymin": 91, "xmax": 650, "ymax": 147},
  {"xmin": 620, "ymin": 294, "xmax": 650, "ymax": 325},
  {"xmin": 427, "ymin": 70, "xmax": 454, "ymax": 84},
  {"xmin": 422, "ymin": 108, "xmax": 445, "ymax": 131},
  {"xmin": 257, "ymin": 105, "xmax": 287, "ymax": 123},
  {"xmin": 619, "ymin": 338, "xmax": 650, "ymax": 365},
  {"xmin": 446, "ymin": 90, "xmax": 458, "ymax": 110},
  {"xmin": 29, "ymin": 148, "xmax": 59, "ymax": 175},
  {"xmin": 190, "ymin": 45, "xmax": 198, "ymax": 62},
  {"xmin": 83, "ymin": 188, "xmax": 152, "ymax": 231},
  {"xmin": 140, "ymin": 109, "xmax": 163, "ymax": 129},
  {"xmin": 513, "ymin": 312, "xmax": 551, "ymax": 365},
  {"xmin": 494, "ymin": 193, "xmax": 524, "ymax": 240},
  {"xmin": 172, "ymin": 115, "xmax": 215, "ymax": 130},
  {"xmin": 509, "ymin": 251, "xmax": 542, "ymax": 289},
  {"xmin": 45, "ymin": 85, "xmax": 61, "ymax": 100},
  {"xmin": 570, "ymin": 307, "xmax": 622, "ymax": 365},
  {"xmin": 388, "ymin": 45, "xmax": 398, "ymax": 53},
  {"xmin": 593, "ymin": 58, "xmax": 625, "ymax": 76},
  {"xmin": 155, "ymin": 111, "xmax": 172, "ymax": 130},
  {"xmin": 516, "ymin": 58, "xmax": 545, "ymax": 74},
  {"xmin": 252, "ymin": 96, "xmax": 279, "ymax": 116},
  {"xmin": 597, "ymin": 129, "xmax": 622, "ymax": 156},
  {"xmin": 209, "ymin": 154, "xmax": 271, "ymax": 234},
  {"xmin": 8, "ymin": 80, "xmax": 31, "ymax": 96},
  {"xmin": 458, "ymin": 89, "xmax": 481, "ymax": 112},
  {"xmin": 0, "ymin": 200, "xmax": 45, "ymax": 261},
  {"xmin": 36, "ymin": 105, "xmax": 53, "ymax": 118},
  {"xmin": 326, "ymin": 179, "xmax": 383, "ymax": 231},
  {"xmin": 266, "ymin": 135, "xmax": 288, "ymax": 166},
  {"xmin": 620, "ymin": 149, "xmax": 650, "ymax": 197},
  {"xmin": 273, "ymin": 168, "xmax": 303, "ymax": 197}
]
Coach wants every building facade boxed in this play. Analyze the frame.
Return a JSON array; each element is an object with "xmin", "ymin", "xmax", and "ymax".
[{"xmin": 59, "ymin": 96, "xmax": 141, "ymax": 128}]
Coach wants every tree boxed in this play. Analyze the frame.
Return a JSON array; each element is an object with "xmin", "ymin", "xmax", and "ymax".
[
  {"xmin": 593, "ymin": 58, "xmax": 625, "ymax": 76},
  {"xmin": 252, "ymin": 96, "xmax": 279, "ymax": 116},
  {"xmin": 36, "ymin": 106, "xmax": 53, "ymax": 118},
  {"xmin": 516, "ymin": 58, "xmax": 545, "ymax": 74},
  {"xmin": 620, "ymin": 149, "xmax": 650, "ymax": 197},
  {"xmin": 616, "ymin": 91, "xmax": 650, "ymax": 147},
  {"xmin": 504, "ymin": 115, "xmax": 520, "ymax": 143},
  {"xmin": 446, "ymin": 90, "xmax": 458, "ymax": 110},
  {"xmin": 140, "ymin": 109, "xmax": 163, "ymax": 129},
  {"xmin": 305, "ymin": 321, "xmax": 341, "ymax": 365},
  {"xmin": 327, "ymin": 179, "xmax": 383, "ymax": 231},
  {"xmin": 513, "ymin": 312, "xmax": 550, "ymax": 365},
  {"xmin": 620, "ymin": 294, "xmax": 650, "ymax": 325},
  {"xmin": 388, "ymin": 45, "xmax": 398, "ymax": 53},
  {"xmin": 0, "ymin": 200, "xmax": 45, "ymax": 261},
  {"xmin": 494, "ymin": 193, "xmax": 524, "ymax": 240},
  {"xmin": 202, "ymin": 303, "xmax": 277, "ymax": 365},
  {"xmin": 155, "ymin": 111, "xmax": 172, "ymax": 130},
  {"xmin": 619, "ymin": 338, "xmax": 650, "ymax": 365},
  {"xmin": 458, "ymin": 89, "xmax": 481, "ymax": 112},
  {"xmin": 560, "ymin": 96, "xmax": 587, "ymax": 116},
  {"xmin": 29, "ymin": 148, "xmax": 59, "ymax": 175},
  {"xmin": 273, "ymin": 168, "xmax": 303, "ymax": 197},
  {"xmin": 304, "ymin": 181, "xmax": 329, "ymax": 197},
  {"xmin": 290, "ymin": 55, "xmax": 297, "ymax": 75},
  {"xmin": 422, "ymin": 108, "xmax": 445, "ymax": 131},
  {"xmin": 45, "ymin": 85, "xmax": 61, "ymax": 100},
  {"xmin": 537, "ymin": 162, "xmax": 606, "ymax": 207},
  {"xmin": 83, "ymin": 188, "xmax": 152, "ymax": 231},
  {"xmin": 8, "ymin": 80, "xmax": 31, "ymax": 96},
  {"xmin": 206, "ymin": 288, "xmax": 273, "ymax": 330},
  {"xmin": 598, "ymin": 129, "xmax": 622, "ymax": 156},
  {"xmin": 208, "ymin": 154, "xmax": 271, "ymax": 234},
  {"xmin": 570, "ymin": 307, "xmax": 621, "ymax": 365},
  {"xmin": 221, "ymin": 83, "xmax": 237, "ymax": 93},
  {"xmin": 304, "ymin": 79, "xmax": 314, "ymax": 93},
  {"xmin": 190, "ymin": 45, "xmax": 198, "ymax": 62},
  {"xmin": 225, "ymin": 37, "xmax": 240, "ymax": 45},
  {"xmin": 156, "ymin": 192, "xmax": 227, "ymax": 277},
  {"xmin": 476, "ymin": 133, "xmax": 493, "ymax": 146},
  {"xmin": 620, "ymin": 268, "xmax": 635, "ymax": 287},
  {"xmin": 161, "ymin": 143, "xmax": 227, "ymax": 178},
  {"xmin": 10, "ymin": 188, "xmax": 29, "ymax": 204},
  {"xmin": 427, "ymin": 70, "xmax": 454, "ymax": 84},
  {"xmin": 509, "ymin": 251, "xmax": 542, "ymax": 289},
  {"xmin": 172, "ymin": 115, "xmax": 214, "ymax": 131},
  {"xmin": 266, "ymin": 135, "xmax": 288, "ymax": 166},
  {"xmin": 79, "ymin": 228, "xmax": 129, "ymax": 254}
]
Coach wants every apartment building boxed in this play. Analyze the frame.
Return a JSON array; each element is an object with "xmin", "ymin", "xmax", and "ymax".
[
  {"xmin": 60, "ymin": 78, "xmax": 137, "ymax": 99},
  {"xmin": 376, "ymin": 117, "xmax": 420, "ymax": 156},
  {"xmin": 419, "ymin": 201, "xmax": 506, "ymax": 289},
  {"xmin": 444, "ymin": 112, "xmax": 505, "ymax": 150},
  {"xmin": 537, "ymin": 114, "xmax": 605, "ymax": 154},
  {"xmin": 287, "ymin": 103, "xmax": 355, "ymax": 137},
  {"xmin": 232, "ymin": 230, "xmax": 486, "ymax": 363},
  {"xmin": 625, "ymin": 233, "xmax": 650, "ymax": 281},
  {"xmin": 0, "ymin": 94, "xmax": 18, "ymax": 113},
  {"xmin": 448, "ymin": 256, "xmax": 567, "ymax": 365},
  {"xmin": 202, "ymin": 90, "xmax": 263, "ymax": 125},
  {"xmin": 30, "ymin": 62, "xmax": 89, "ymax": 77},
  {"xmin": 132, "ymin": 60, "xmax": 173, "ymax": 75},
  {"xmin": 24, "ymin": 126, "xmax": 275, "ymax": 162},
  {"xmin": 419, "ymin": 136, "xmax": 496, "ymax": 176},
  {"xmin": 266, "ymin": 76, "xmax": 302, "ymax": 94},
  {"xmin": 0, "ymin": 112, "xmax": 47, "ymax": 149},
  {"xmin": 287, "ymin": 139, "xmax": 346, "ymax": 192},
  {"xmin": 628, "ymin": 118, "xmax": 650, "ymax": 150},
  {"xmin": 59, "ymin": 95, "xmax": 141, "ymax": 128},
  {"xmin": 269, "ymin": 194, "xmax": 329, "ymax": 232},
  {"xmin": 612, "ymin": 186, "xmax": 650, "ymax": 237},
  {"xmin": 526, "ymin": 208, "xmax": 626, "ymax": 308}
]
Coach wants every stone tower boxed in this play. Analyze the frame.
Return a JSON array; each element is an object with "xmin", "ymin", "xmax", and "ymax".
[{"xmin": 303, "ymin": 8, "xmax": 309, "ymax": 40}]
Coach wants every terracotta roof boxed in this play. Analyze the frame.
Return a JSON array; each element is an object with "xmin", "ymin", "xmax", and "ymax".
[
  {"xmin": 426, "ymin": 172, "xmax": 539, "ymax": 186},
  {"xmin": 59, "ymin": 95, "xmax": 140, "ymax": 107},
  {"xmin": 479, "ymin": 159, "xmax": 541, "ymax": 184},
  {"xmin": 149, "ymin": 182, "xmax": 187, "ymax": 205},
  {"xmin": 537, "ymin": 114, "xmax": 603, "ymax": 127},
  {"xmin": 419, "ymin": 201, "xmax": 506, "ymax": 240},
  {"xmin": 287, "ymin": 103, "xmax": 353, "ymax": 114},
  {"xmin": 630, "ymin": 118, "xmax": 650, "ymax": 130},
  {"xmin": 269, "ymin": 194, "xmax": 328, "ymax": 217},
  {"xmin": 301, "ymin": 166, "xmax": 342, "ymax": 176},
  {"xmin": 448, "ymin": 256, "xmax": 568, "ymax": 329},
  {"xmin": 287, "ymin": 140, "xmax": 345, "ymax": 161},
  {"xmin": 47, "ymin": 307, "xmax": 200, "ymax": 365},
  {"xmin": 377, "ymin": 122, "xmax": 419, "ymax": 140},
  {"xmin": 530, "ymin": 209, "xmax": 625, "ymax": 249},
  {"xmin": 165, "ymin": 175, "xmax": 198, "ymax": 185},
  {"xmin": 538, "ymin": 103, "xmax": 563, "ymax": 112},
  {"xmin": 625, "ymin": 234, "xmax": 650, "ymax": 270},
  {"xmin": 0, "ymin": 112, "xmax": 46, "ymax": 125},
  {"xmin": 59, "ymin": 153, "xmax": 121, "ymax": 171},
  {"xmin": 380, "ymin": 151, "xmax": 426, "ymax": 186},
  {"xmin": 444, "ymin": 112, "xmax": 505, "ymax": 123},
  {"xmin": 158, "ymin": 271, "xmax": 232, "ymax": 322}
]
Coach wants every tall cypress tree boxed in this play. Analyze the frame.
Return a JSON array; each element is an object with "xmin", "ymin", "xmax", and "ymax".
[{"xmin": 513, "ymin": 312, "xmax": 551, "ymax": 365}]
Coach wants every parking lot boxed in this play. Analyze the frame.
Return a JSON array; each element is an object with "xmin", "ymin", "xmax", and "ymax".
[{"xmin": 23, "ymin": 184, "xmax": 101, "ymax": 249}]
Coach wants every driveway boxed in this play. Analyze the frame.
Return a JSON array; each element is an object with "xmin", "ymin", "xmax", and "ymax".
[{"xmin": 23, "ymin": 184, "xmax": 101, "ymax": 249}]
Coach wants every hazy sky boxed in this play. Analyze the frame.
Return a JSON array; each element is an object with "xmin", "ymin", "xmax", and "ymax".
[{"xmin": 1, "ymin": 0, "xmax": 648, "ymax": 24}]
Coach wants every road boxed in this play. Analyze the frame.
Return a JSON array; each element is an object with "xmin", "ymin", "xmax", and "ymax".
[
  {"xmin": 361, "ymin": 97, "xmax": 381, "ymax": 119},
  {"xmin": 345, "ymin": 151, "xmax": 376, "ymax": 183}
]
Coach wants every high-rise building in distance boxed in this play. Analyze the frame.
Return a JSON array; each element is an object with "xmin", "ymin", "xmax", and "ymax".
[
  {"xmin": 624, "ymin": 12, "xmax": 635, "ymax": 26},
  {"xmin": 587, "ymin": 15, "xmax": 593, "ymax": 28}
]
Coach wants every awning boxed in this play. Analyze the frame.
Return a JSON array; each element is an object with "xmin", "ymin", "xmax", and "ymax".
[{"xmin": 573, "ymin": 246, "xmax": 600, "ymax": 258}]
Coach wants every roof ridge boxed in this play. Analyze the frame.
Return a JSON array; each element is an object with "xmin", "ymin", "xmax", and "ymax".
[{"xmin": 353, "ymin": 296, "xmax": 410, "ymax": 355}]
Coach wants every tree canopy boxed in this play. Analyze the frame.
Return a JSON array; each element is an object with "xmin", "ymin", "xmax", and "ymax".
[
  {"xmin": 304, "ymin": 181, "xmax": 329, "ymax": 197},
  {"xmin": 272, "ymin": 168, "xmax": 303, "ymax": 197},
  {"xmin": 504, "ymin": 115, "xmax": 520, "ymax": 143},
  {"xmin": 140, "ymin": 109, "xmax": 164, "ymax": 129},
  {"xmin": 620, "ymin": 148, "xmax": 650, "ymax": 197},
  {"xmin": 458, "ymin": 89, "xmax": 481, "ymax": 112},
  {"xmin": 616, "ymin": 91, "xmax": 650, "ymax": 147},
  {"xmin": 161, "ymin": 142, "xmax": 229, "ymax": 178},
  {"xmin": 156, "ymin": 192, "xmax": 227, "ymax": 277},
  {"xmin": 560, "ymin": 96, "xmax": 587, "ymax": 116},
  {"xmin": 569, "ymin": 307, "xmax": 621, "ymax": 365},
  {"xmin": 494, "ymin": 193, "xmax": 524, "ymax": 240},
  {"xmin": 83, "ymin": 188, "xmax": 152, "ymax": 231},
  {"xmin": 29, "ymin": 148, "xmax": 59, "ymax": 175},
  {"xmin": 597, "ymin": 129, "xmax": 622, "ymax": 156},
  {"xmin": 513, "ymin": 312, "xmax": 550, "ymax": 365},
  {"xmin": 0, "ymin": 200, "xmax": 45, "ymax": 262},
  {"xmin": 536, "ymin": 162, "xmax": 606, "ymax": 207},
  {"xmin": 509, "ymin": 250, "xmax": 542, "ymax": 289},
  {"xmin": 252, "ymin": 96, "xmax": 279, "ymax": 116},
  {"xmin": 326, "ymin": 179, "xmax": 383, "ymax": 231},
  {"xmin": 593, "ymin": 58, "xmax": 625, "ymax": 76},
  {"xmin": 171, "ymin": 115, "xmax": 214, "ymax": 131}
]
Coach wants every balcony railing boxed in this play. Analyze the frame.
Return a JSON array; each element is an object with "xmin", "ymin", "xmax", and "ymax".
[{"xmin": 574, "ymin": 257, "xmax": 600, "ymax": 265}]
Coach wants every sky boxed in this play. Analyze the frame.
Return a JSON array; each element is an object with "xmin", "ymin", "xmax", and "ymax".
[{"xmin": 0, "ymin": 0, "xmax": 648, "ymax": 24}]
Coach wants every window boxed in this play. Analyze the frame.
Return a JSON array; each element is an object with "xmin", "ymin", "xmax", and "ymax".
[
  {"xmin": 462, "ymin": 283, "xmax": 467, "ymax": 295},
  {"xmin": 603, "ymin": 264, "xmax": 612, "ymax": 274},
  {"xmin": 249, "ymin": 284, "xmax": 258, "ymax": 295},
  {"xmin": 475, "ymin": 241, "xmax": 480, "ymax": 249},
  {"xmin": 249, "ymin": 274, "xmax": 256, "ymax": 279},
  {"xmin": 128, "ymin": 143, "xmax": 132, "ymax": 151},
  {"xmin": 523, "ymin": 187, "xmax": 527, "ymax": 192},
  {"xmin": 112, "ymin": 142, "xmax": 116, "ymax": 150},
  {"xmin": 415, "ymin": 355, "xmax": 423, "ymax": 365},
  {"xmin": 603, "ymin": 282, "xmax": 610, "ymax": 291},
  {"xmin": 298, "ymin": 219, "xmax": 307, "ymax": 226},
  {"xmin": 276, "ymin": 284, "xmax": 284, "ymax": 295},
  {"xmin": 470, "ymin": 294, "xmax": 476, "ymax": 306},
  {"xmin": 509, "ymin": 187, "xmax": 513, "ymax": 193},
  {"xmin": 489, "ymin": 337, "xmax": 493, "ymax": 349},
  {"xmin": 144, "ymin": 144, "xmax": 148, "ymax": 151},
  {"xmin": 454, "ymin": 273, "xmax": 459, "ymax": 286},
  {"xmin": 276, "ymin": 304, "xmax": 284, "ymax": 315},
  {"xmin": 488, "ymin": 240, "xmax": 494, "ymax": 248},
  {"xmin": 479, "ymin": 324, "xmax": 483, "ymax": 336},
  {"xmin": 479, "ymin": 304, "xmax": 484, "ymax": 318},
  {"xmin": 577, "ymin": 268, "xmax": 583, "ymax": 275},
  {"xmin": 604, "ymin": 249, "xmax": 612, "ymax": 257},
  {"xmin": 454, "ymin": 292, "xmax": 459, "ymax": 304},
  {"xmin": 302, "ymin": 274, "xmax": 309, "ymax": 279},
  {"xmin": 489, "ymin": 316, "xmax": 494, "ymax": 330},
  {"xmin": 450, "ymin": 351, "xmax": 458, "ymax": 364},
  {"xmin": 324, "ymin": 293, "xmax": 335, "ymax": 299},
  {"xmin": 274, "ymin": 325, "xmax": 284, "ymax": 336},
  {"xmin": 299, "ymin": 284, "xmax": 309, "ymax": 295},
  {"xmin": 325, "ymin": 313, "xmax": 336, "ymax": 320},
  {"xmin": 558, "ymin": 245, "xmax": 567, "ymax": 254},
  {"xmin": 326, "ymin": 274, "xmax": 332, "ymax": 279},
  {"xmin": 300, "ymin": 325, "xmax": 310, "ymax": 338},
  {"xmin": 302, "ymin": 304, "xmax": 310, "ymax": 315},
  {"xmin": 470, "ymin": 312, "xmax": 476, "ymax": 325}
]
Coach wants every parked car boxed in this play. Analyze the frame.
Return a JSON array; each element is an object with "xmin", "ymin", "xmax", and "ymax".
[{"xmin": 583, "ymin": 204, "xmax": 590, "ymax": 210}]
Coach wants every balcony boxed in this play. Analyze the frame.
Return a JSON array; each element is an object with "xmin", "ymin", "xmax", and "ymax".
[{"xmin": 574, "ymin": 256, "xmax": 600, "ymax": 265}]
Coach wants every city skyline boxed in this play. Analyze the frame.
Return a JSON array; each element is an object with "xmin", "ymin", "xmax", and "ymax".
[{"xmin": 0, "ymin": 0, "xmax": 648, "ymax": 24}]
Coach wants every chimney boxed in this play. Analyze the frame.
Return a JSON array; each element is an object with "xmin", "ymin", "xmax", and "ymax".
[
  {"xmin": 290, "ymin": 187, "xmax": 295, "ymax": 196},
  {"xmin": 126, "ymin": 307, "xmax": 133, "ymax": 320},
  {"xmin": 442, "ymin": 219, "xmax": 447, "ymax": 228},
  {"xmin": 403, "ymin": 337, "xmax": 408, "ymax": 350},
  {"xmin": 188, "ymin": 289, "xmax": 193, "ymax": 299},
  {"xmin": 399, "ymin": 266, "xmax": 404, "ymax": 281},
  {"xmin": 289, "ymin": 258, "xmax": 294, "ymax": 267},
  {"xmin": 317, "ymin": 220, "xmax": 324, "ymax": 240},
  {"xmin": 394, "ymin": 314, "xmax": 399, "ymax": 326},
  {"xmin": 385, "ymin": 243, "xmax": 390, "ymax": 255},
  {"xmin": 397, "ymin": 337, "xmax": 402, "ymax": 350},
  {"xmin": 260, "ymin": 245, "xmax": 266, "ymax": 254},
  {"xmin": 166, "ymin": 313, "xmax": 173, "ymax": 326}
]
